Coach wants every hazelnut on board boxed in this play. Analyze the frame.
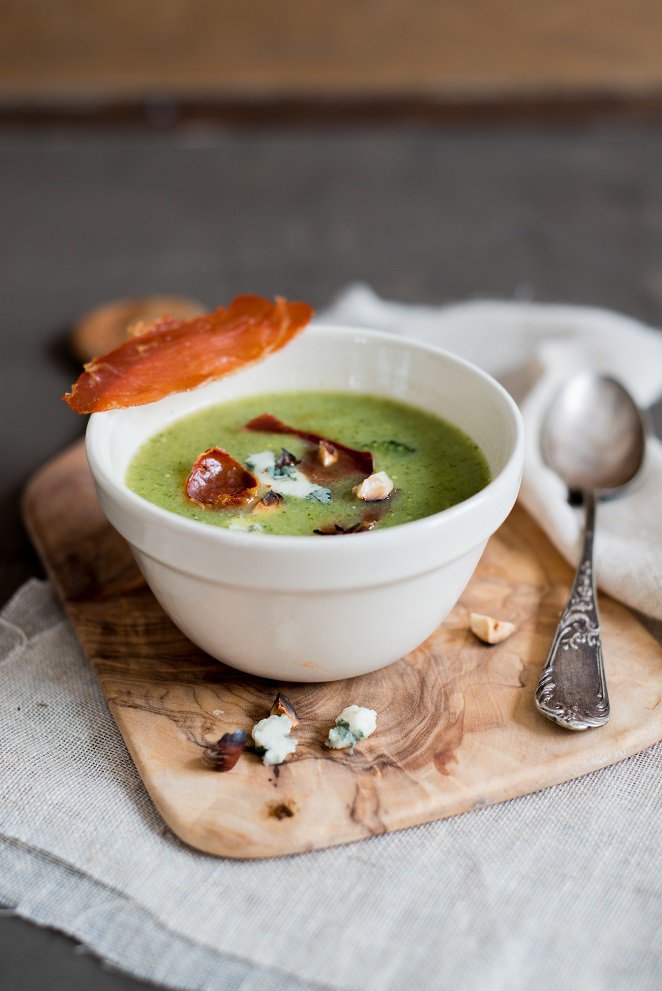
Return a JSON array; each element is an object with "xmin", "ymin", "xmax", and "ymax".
[
  {"xmin": 470, "ymin": 612, "xmax": 516, "ymax": 644},
  {"xmin": 270, "ymin": 692, "xmax": 300, "ymax": 729},
  {"xmin": 201, "ymin": 729, "xmax": 247, "ymax": 771}
]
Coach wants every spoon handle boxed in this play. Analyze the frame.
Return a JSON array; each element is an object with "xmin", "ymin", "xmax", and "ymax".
[{"xmin": 535, "ymin": 491, "xmax": 610, "ymax": 730}]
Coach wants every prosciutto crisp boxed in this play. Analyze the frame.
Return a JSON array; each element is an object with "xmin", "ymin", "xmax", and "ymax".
[
  {"xmin": 244, "ymin": 413, "xmax": 374, "ymax": 478},
  {"xmin": 63, "ymin": 295, "xmax": 314, "ymax": 413},
  {"xmin": 185, "ymin": 448, "xmax": 259, "ymax": 509}
]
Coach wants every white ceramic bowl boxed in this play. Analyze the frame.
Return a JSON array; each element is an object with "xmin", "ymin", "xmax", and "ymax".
[{"xmin": 86, "ymin": 325, "xmax": 524, "ymax": 682}]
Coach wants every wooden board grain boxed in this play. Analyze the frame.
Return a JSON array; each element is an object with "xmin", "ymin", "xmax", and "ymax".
[{"xmin": 23, "ymin": 441, "xmax": 662, "ymax": 858}]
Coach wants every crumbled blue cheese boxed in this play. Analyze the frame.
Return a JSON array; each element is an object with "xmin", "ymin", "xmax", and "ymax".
[
  {"xmin": 325, "ymin": 705, "xmax": 377, "ymax": 753},
  {"xmin": 252, "ymin": 713, "xmax": 298, "ymax": 766},
  {"xmin": 326, "ymin": 723, "xmax": 356, "ymax": 750},
  {"xmin": 228, "ymin": 518, "xmax": 264, "ymax": 533},
  {"xmin": 306, "ymin": 487, "xmax": 332, "ymax": 503},
  {"xmin": 246, "ymin": 451, "xmax": 331, "ymax": 502}
]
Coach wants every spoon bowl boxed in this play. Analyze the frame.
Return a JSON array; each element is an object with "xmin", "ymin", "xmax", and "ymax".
[
  {"xmin": 540, "ymin": 373, "xmax": 647, "ymax": 494},
  {"xmin": 535, "ymin": 373, "xmax": 647, "ymax": 730}
]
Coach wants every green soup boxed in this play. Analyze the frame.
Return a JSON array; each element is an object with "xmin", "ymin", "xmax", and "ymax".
[{"xmin": 126, "ymin": 391, "xmax": 490, "ymax": 536}]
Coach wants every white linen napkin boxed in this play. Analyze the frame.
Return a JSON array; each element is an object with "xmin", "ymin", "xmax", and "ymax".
[{"xmin": 321, "ymin": 285, "xmax": 662, "ymax": 619}]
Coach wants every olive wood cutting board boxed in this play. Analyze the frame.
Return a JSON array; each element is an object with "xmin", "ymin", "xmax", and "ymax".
[{"xmin": 23, "ymin": 441, "xmax": 662, "ymax": 859}]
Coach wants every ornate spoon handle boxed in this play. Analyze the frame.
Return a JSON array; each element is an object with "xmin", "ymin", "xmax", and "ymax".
[{"xmin": 535, "ymin": 491, "xmax": 610, "ymax": 730}]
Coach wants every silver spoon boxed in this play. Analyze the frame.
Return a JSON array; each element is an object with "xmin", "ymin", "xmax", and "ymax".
[{"xmin": 535, "ymin": 372, "xmax": 647, "ymax": 730}]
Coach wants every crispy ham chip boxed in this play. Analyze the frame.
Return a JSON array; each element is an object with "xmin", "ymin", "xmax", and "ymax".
[
  {"xmin": 244, "ymin": 413, "xmax": 374, "ymax": 477},
  {"xmin": 185, "ymin": 447, "xmax": 259, "ymax": 509},
  {"xmin": 63, "ymin": 295, "xmax": 314, "ymax": 413}
]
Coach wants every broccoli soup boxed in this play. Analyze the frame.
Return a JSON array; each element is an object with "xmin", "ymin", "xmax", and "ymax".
[{"xmin": 126, "ymin": 391, "xmax": 490, "ymax": 536}]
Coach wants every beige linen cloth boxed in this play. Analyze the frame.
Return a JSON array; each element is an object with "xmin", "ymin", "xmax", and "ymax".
[{"xmin": 1, "ymin": 289, "xmax": 661, "ymax": 991}]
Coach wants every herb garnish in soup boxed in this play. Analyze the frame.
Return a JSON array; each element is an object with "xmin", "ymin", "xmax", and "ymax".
[{"xmin": 126, "ymin": 391, "xmax": 490, "ymax": 535}]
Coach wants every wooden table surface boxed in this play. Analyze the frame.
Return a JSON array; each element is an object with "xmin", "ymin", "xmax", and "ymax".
[
  {"xmin": 4, "ymin": 0, "xmax": 662, "ymax": 108},
  {"xmin": 1, "ymin": 120, "xmax": 662, "ymax": 989}
]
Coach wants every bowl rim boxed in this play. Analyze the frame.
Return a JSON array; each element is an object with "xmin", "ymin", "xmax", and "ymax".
[{"xmin": 86, "ymin": 322, "xmax": 525, "ymax": 555}]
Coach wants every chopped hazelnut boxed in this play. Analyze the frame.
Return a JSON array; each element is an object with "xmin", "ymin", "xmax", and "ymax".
[
  {"xmin": 270, "ymin": 692, "xmax": 300, "ymax": 729},
  {"xmin": 201, "ymin": 729, "xmax": 247, "ymax": 771},
  {"xmin": 353, "ymin": 471, "xmax": 394, "ymax": 502},
  {"xmin": 317, "ymin": 440, "xmax": 339, "ymax": 467},
  {"xmin": 470, "ymin": 612, "xmax": 516, "ymax": 644},
  {"xmin": 254, "ymin": 490, "xmax": 284, "ymax": 512},
  {"xmin": 274, "ymin": 448, "xmax": 299, "ymax": 471},
  {"xmin": 313, "ymin": 518, "xmax": 377, "ymax": 535}
]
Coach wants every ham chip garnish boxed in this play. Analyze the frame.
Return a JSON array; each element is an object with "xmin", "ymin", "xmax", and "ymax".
[
  {"xmin": 185, "ymin": 447, "xmax": 259, "ymax": 509},
  {"xmin": 245, "ymin": 413, "xmax": 374, "ymax": 477},
  {"xmin": 63, "ymin": 295, "xmax": 314, "ymax": 414}
]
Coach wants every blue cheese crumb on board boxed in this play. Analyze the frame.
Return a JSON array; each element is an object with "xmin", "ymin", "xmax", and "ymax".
[
  {"xmin": 252, "ymin": 713, "xmax": 298, "ymax": 766},
  {"xmin": 325, "ymin": 705, "xmax": 378, "ymax": 754}
]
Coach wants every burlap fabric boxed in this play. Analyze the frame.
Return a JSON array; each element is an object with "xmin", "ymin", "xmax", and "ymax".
[{"xmin": 1, "ymin": 580, "xmax": 660, "ymax": 990}]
